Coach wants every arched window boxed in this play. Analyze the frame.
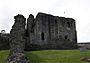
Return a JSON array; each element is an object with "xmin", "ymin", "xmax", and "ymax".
[
  {"xmin": 41, "ymin": 32, "xmax": 44, "ymax": 40},
  {"xmin": 55, "ymin": 20, "xmax": 57, "ymax": 24},
  {"xmin": 65, "ymin": 35, "xmax": 68, "ymax": 39},
  {"xmin": 67, "ymin": 22, "xmax": 70, "ymax": 27}
]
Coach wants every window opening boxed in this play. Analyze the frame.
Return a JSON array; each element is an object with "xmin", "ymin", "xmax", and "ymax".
[
  {"xmin": 67, "ymin": 22, "xmax": 70, "ymax": 27},
  {"xmin": 41, "ymin": 32, "xmax": 44, "ymax": 40},
  {"xmin": 65, "ymin": 35, "xmax": 68, "ymax": 39}
]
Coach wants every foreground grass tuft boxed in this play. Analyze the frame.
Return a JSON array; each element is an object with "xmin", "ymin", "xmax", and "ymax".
[{"xmin": 0, "ymin": 50, "xmax": 90, "ymax": 63}]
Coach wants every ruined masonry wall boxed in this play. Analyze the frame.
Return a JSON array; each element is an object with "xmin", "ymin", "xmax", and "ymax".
[{"xmin": 27, "ymin": 12, "xmax": 77, "ymax": 50}]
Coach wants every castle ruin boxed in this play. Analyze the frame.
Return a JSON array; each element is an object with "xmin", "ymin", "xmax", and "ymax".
[
  {"xmin": 6, "ymin": 14, "xmax": 29, "ymax": 63},
  {"xmin": 0, "ymin": 12, "xmax": 77, "ymax": 50},
  {"xmin": 26, "ymin": 12, "xmax": 77, "ymax": 50}
]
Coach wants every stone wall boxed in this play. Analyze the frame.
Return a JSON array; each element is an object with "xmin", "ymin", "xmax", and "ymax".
[
  {"xmin": 0, "ymin": 33, "xmax": 9, "ymax": 50},
  {"xmin": 6, "ymin": 14, "xmax": 29, "ymax": 63},
  {"xmin": 27, "ymin": 12, "xmax": 77, "ymax": 50}
]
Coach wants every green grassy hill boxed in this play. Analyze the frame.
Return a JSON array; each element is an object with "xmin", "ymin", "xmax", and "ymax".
[{"xmin": 0, "ymin": 50, "xmax": 90, "ymax": 63}]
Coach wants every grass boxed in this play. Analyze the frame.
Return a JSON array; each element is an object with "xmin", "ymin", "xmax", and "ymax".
[
  {"xmin": 0, "ymin": 50, "xmax": 90, "ymax": 63},
  {"xmin": 26, "ymin": 50, "xmax": 90, "ymax": 63},
  {"xmin": 0, "ymin": 50, "xmax": 9, "ymax": 63}
]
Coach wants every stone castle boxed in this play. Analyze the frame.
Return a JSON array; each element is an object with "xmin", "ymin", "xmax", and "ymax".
[
  {"xmin": 26, "ymin": 12, "xmax": 77, "ymax": 50},
  {"xmin": 0, "ymin": 12, "xmax": 77, "ymax": 50}
]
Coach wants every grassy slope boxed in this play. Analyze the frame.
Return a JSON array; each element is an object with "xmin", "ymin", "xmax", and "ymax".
[
  {"xmin": 0, "ymin": 50, "xmax": 90, "ymax": 63},
  {"xmin": 26, "ymin": 50, "xmax": 90, "ymax": 63}
]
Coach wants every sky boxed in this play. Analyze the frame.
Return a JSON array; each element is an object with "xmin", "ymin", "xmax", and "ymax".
[{"xmin": 0, "ymin": 0, "xmax": 90, "ymax": 42}]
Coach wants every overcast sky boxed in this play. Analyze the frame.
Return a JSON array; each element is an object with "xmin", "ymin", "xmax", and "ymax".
[{"xmin": 0, "ymin": 0, "xmax": 90, "ymax": 42}]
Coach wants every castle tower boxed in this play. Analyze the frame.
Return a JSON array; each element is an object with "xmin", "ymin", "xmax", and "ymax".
[{"xmin": 27, "ymin": 12, "xmax": 77, "ymax": 49}]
